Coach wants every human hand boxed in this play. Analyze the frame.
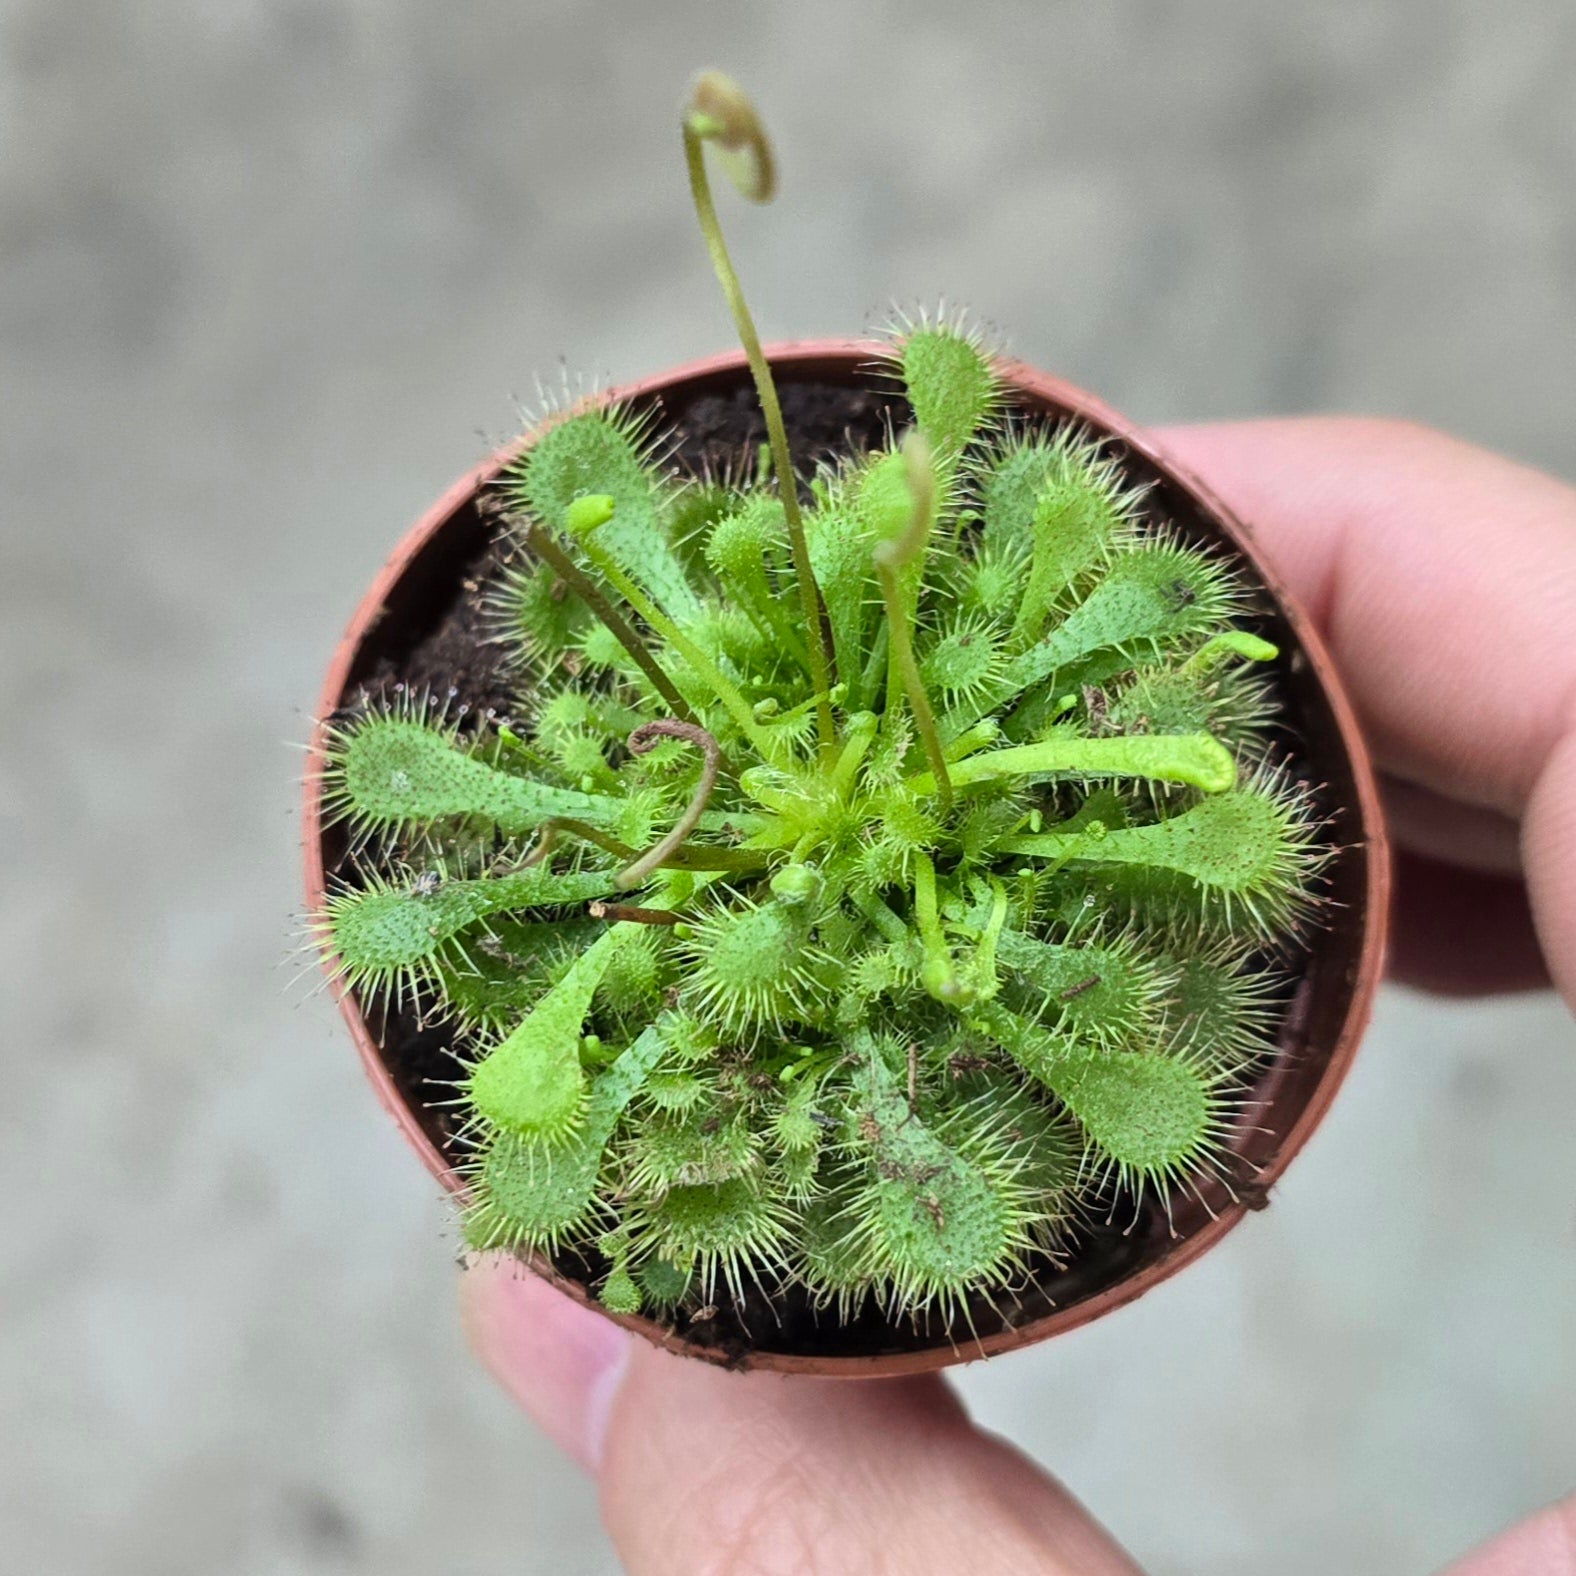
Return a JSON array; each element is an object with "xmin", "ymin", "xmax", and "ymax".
[
  {"xmin": 1161, "ymin": 419, "xmax": 1576, "ymax": 1011},
  {"xmin": 462, "ymin": 419, "xmax": 1576, "ymax": 1574}
]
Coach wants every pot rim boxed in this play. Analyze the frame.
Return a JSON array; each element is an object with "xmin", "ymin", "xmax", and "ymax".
[{"xmin": 302, "ymin": 338, "xmax": 1389, "ymax": 1376}]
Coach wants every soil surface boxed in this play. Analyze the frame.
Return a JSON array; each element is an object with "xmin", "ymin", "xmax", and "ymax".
[{"xmin": 329, "ymin": 370, "xmax": 1330, "ymax": 1362}]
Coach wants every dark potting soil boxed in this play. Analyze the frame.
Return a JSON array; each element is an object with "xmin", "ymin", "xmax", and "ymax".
[{"xmin": 332, "ymin": 369, "xmax": 1335, "ymax": 1364}]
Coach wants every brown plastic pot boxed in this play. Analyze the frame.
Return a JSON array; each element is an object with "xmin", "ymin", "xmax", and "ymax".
[{"xmin": 303, "ymin": 339, "xmax": 1389, "ymax": 1376}]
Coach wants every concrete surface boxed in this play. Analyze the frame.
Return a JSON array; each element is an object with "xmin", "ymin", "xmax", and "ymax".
[{"xmin": 4, "ymin": 1, "xmax": 1574, "ymax": 1572}]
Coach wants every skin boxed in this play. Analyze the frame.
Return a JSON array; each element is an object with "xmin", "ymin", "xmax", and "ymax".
[{"xmin": 461, "ymin": 419, "xmax": 1576, "ymax": 1575}]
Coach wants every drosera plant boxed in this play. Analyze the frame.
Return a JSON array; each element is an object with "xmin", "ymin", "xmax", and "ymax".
[{"xmin": 313, "ymin": 70, "xmax": 1332, "ymax": 1336}]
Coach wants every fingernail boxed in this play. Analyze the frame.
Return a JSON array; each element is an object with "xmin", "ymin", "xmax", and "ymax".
[{"xmin": 460, "ymin": 1254, "xmax": 632, "ymax": 1472}]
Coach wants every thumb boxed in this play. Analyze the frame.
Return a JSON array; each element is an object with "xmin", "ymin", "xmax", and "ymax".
[
  {"xmin": 461, "ymin": 1255, "xmax": 1143, "ymax": 1576},
  {"xmin": 1441, "ymin": 1496, "xmax": 1576, "ymax": 1573}
]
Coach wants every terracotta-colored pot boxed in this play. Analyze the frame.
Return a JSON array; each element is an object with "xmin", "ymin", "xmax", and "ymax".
[{"xmin": 303, "ymin": 340, "xmax": 1389, "ymax": 1376}]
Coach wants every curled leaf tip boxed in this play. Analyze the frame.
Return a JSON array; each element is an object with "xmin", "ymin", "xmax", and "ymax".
[
  {"xmin": 616, "ymin": 720, "xmax": 724, "ymax": 889},
  {"xmin": 686, "ymin": 70, "xmax": 776, "ymax": 202}
]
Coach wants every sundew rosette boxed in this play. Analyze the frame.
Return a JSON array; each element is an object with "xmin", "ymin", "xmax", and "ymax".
[{"xmin": 310, "ymin": 72, "xmax": 1332, "ymax": 1332}]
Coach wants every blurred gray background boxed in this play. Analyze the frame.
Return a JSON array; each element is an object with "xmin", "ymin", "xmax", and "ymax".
[{"xmin": 5, "ymin": 2, "xmax": 1575, "ymax": 1572}]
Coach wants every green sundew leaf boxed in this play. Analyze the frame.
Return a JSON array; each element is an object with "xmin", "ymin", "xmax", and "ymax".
[
  {"xmin": 771, "ymin": 1077, "xmax": 825, "ymax": 1152},
  {"xmin": 996, "ymin": 929, "xmax": 1170, "ymax": 1052},
  {"xmin": 919, "ymin": 614, "xmax": 1004, "ymax": 709},
  {"xmin": 573, "ymin": 620, "xmax": 645, "ymax": 681},
  {"xmin": 1101, "ymin": 632, "xmax": 1280, "ymax": 747},
  {"xmin": 631, "ymin": 1177, "xmax": 794, "ymax": 1303},
  {"xmin": 1161, "ymin": 944, "xmax": 1280, "ymax": 1075},
  {"xmin": 1014, "ymin": 481, "xmax": 1127, "ymax": 648},
  {"xmin": 493, "ymin": 558, "xmax": 593, "ymax": 662},
  {"xmin": 598, "ymin": 1265, "xmax": 643, "ymax": 1314},
  {"xmin": 1000, "ymin": 544, "xmax": 1239, "ymax": 698},
  {"xmin": 593, "ymin": 924, "xmax": 668, "ymax": 1017},
  {"xmin": 907, "ymin": 732, "xmax": 1237, "ymax": 798},
  {"xmin": 630, "ymin": 1103, "xmax": 763, "ymax": 1189},
  {"xmin": 678, "ymin": 895, "xmax": 826, "ymax": 1035},
  {"xmin": 664, "ymin": 478, "xmax": 743, "ymax": 578},
  {"xmin": 1105, "ymin": 661, "xmax": 1273, "ymax": 747},
  {"xmin": 1183, "ymin": 631, "xmax": 1280, "ymax": 672},
  {"xmin": 957, "ymin": 539, "xmax": 1030, "ymax": 623},
  {"xmin": 799, "ymin": 1185, "xmax": 873, "ymax": 1313},
  {"xmin": 983, "ymin": 1007, "xmax": 1218, "ymax": 1188},
  {"xmin": 506, "ymin": 409, "xmax": 701, "ymax": 619},
  {"xmin": 435, "ymin": 961, "xmax": 540, "ymax": 1030},
  {"xmin": 644, "ymin": 1067, "xmax": 708, "ymax": 1113},
  {"xmin": 1050, "ymin": 1050, "xmax": 1214, "ymax": 1183},
  {"xmin": 333, "ymin": 714, "xmax": 629, "ymax": 837},
  {"xmin": 1000, "ymin": 1090, "xmax": 1083, "ymax": 1203},
  {"xmin": 818, "ymin": 449, "xmax": 920, "ymax": 705},
  {"xmin": 703, "ymin": 495, "xmax": 807, "ymax": 666},
  {"xmin": 685, "ymin": 602, "xmax": 780, "ymax": 682},
  {"xmin": 548, "ymin": 727, "xmax": 617, "ymax": 790},
  {"xmin": 842, "ymin": 1049, "xmax": 1024, "ymax": 1309},
  {"xmin": 324, "ymin": 869, "xmax": 615, "ymax": 998},
  {"xmin": 856, "ymin": 449, "xmax": 916, "ymax": 547},
  {"xmin": 779, "ymin": 1145, "xmax": 823, "ymax": 1201},
  {"xmin": 979, "ymin": 429, "xmax": 1137, "ymax": 565},
  {"xmin": 1057, "ymin": 786, "xmax": 1131, "ymax": 834},
  {"xmin": 933, "ymin": 1083, "xmax": 1080, "ymax": 1236},
  {"xmin": 975, "ymin": 435, "xmax": 1144, "ymax": 648},
  {"xmin": 704, "ymin": 493, "xmax": 785, "ymax": 584},
  {"xmin": 468, "ymin": 925, "xmax": 633, "ymax": 1138},
  {"xmin": 467, "ymin": 1133, "xmax": 602, "ymax": 1250},
  {"xmin": 585, "ymin": 1019, "xmax": 675, "ymax": 1123},
  {"xmin": 532, "ymin": 689, "xmax": 596, "ymax": 739},
  {"xmin": 999, "ymin": 784, "xmax": 1321, "ymax": 937},
  {"xmin": 465, "ymin": 1022, "xmax": 668, "ymax": 1250},
  {"xmin": 953, "ymin": 792, "xmax": 1034, "ymax": 870},
  {"xmin": 980, "ymin": 439, "xmax": 1061, "ymax": 561},
  {"xmin": 435, "ymin": 917, "xmax": 600, "ymax": 1031},
  {"xmin": 635, "ymin": 1255, "xmax": 693, "ymax": 1308},
  {"xmin": 899, "ymin": 323, "xmax": 1000, "ymax": 459}
]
